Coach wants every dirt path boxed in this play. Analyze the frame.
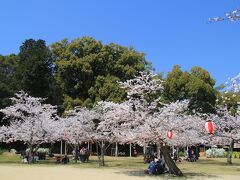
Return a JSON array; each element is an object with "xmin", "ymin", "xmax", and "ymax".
[
  {"xmin": 0, "ymin": 165, "xmax": 146, "ymax": 180},
  {"xmin": 0, "ymin": 165, "xmax": 239, "ymax": 180}
]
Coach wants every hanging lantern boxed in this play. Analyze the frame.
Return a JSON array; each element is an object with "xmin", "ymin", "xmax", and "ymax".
[
  {"xmin": 205, "ymin": 120, "xmax": 216, "ymax": 134},
  {"xmin": 166, "ymin": 130, "xmax": 173, "ymax": 139}
]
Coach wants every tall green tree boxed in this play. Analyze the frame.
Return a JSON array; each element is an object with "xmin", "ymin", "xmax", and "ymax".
[
  {"xmin": 0, "ymin": 54, "xmax": 18, "ymax": 126},
  {"xmin": 51, "ymin": 37, "xmax": 151, "ymax": 109},
  {"xmin": 88, "ymin": 75, "xmax": 126, "ymax": 103},
  {"xmin": 15, "ymin": 39, "xmax": 60, "ymax": 105},
  {"xmin": 0, "ymin": 54, "xmax": 18, "ymax": 108},
  {"xmin": 164, "ymin": 65, "xmax": 217, "ymax": 113}
]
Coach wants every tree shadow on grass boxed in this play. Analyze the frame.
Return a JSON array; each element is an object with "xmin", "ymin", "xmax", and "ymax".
[
  {"xmin": 197, "ymin": 159, "xmax": 240, "ymax": 166},
  {"xmin": 118, "ymin": 170, "xmax": 219, "ymax": 179}
]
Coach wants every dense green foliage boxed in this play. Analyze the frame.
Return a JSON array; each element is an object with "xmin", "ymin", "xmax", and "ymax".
[
  {"xmin": 0, "ymin": 36, "xmax": 235, "ymax": 117},
  {"xmin": 14, "ymin": 39, "xmax": 61, "ymax": 105},
  {"xmin": 51, "ymin": 37, "xmax": 150, "ymax": 109},
  {"xmin": 163, "ymin": 65, "xmax": 217, "ymax": 113},
  {"xmin": 0, "ymin": 55, "xmax": 18, "ymax": 109}
]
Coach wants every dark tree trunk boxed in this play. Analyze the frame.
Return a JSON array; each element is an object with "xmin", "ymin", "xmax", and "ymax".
[
  {"xmin": 115, "ymin": 142, "xmax": 118, "ymax": 157},
  {"xmin": 156, "ymin": 143, "xmax": 161, "ymax": 159},
  {"xmin": 227, "ymin": 139, "xmax": 234, "ymax": 164},
  {"xmin": 74, "ymin": 144, "xmax": 78, "ymax": 163},
  {"xmin": 97, "ymin": 141, "xmax": 105, "ymax": 166},
  {"xmin": 101, "ymin": 144, "xmax": 105, "ymax": 166},
  {"xmin": 49, "ymin": 142, "xmax": 54, "ymax": 157},
  {"xmin": 28, "ymin": 144, "xmax": 34, "ymax": 164},
  {"xmin": 161, "ymin": 144, "xmax": 183, "ymax": 176}
]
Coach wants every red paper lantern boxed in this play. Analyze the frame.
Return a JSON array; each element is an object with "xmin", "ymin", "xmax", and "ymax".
[
  {"xmin": 166, "ymin": 130, "xmax": 173, "ymax": 139},
  {"xmin": 205, "ymin": 120, "xmax": 216, "ymax": 134}
]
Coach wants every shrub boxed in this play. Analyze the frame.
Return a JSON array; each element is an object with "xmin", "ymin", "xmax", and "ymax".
[
  {"xmin": 232, "ymin": 152, "xmax": 240, "ymax": 158},
  {"xmin": 26, "ymin": 148, "xmax": 49, "ymax": 154},
  {"xmin": 25, "ymin": 148, "xmax": 49, "ymax": 160},
  {"xmin": 36, "ymin": 148, "xmax": 49, "ymax": 154},
  {"xmin": 36, "ymin": 148, "xmax": 49, "ymax": 160},
  {"xmin": 206, "ymin": 148, "xmax": 225, "ymax": 158},
  {"xmin": 178, "ymin": 151, "xmax": 185, "ymax": 157},
  {"xmin": 10, "ymin": 149, "xmax": 17, "ymax": 154},
  {"xmin": 224, "ymin": 151, "xmax": 228, "ymax": 157}
]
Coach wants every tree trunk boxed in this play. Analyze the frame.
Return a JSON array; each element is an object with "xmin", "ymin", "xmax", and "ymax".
[
  {"xmin": 129, "ymin": 143, "xmax": 132, "ymax": 157},
  {"xmin": 227, "ymin": 139, "xmax": 234, "ymax": 164},
  {"xmin": 64, "ymin": 141, "xmax": 67, "ymax": 155},
  {"xmin": 74, "ymin": 144, "xmax": 78, "ymax": 163},
  {"xmin": 161, "ymin": 144, "xmax": 183, "ymax": 176},
  {"xmin": 96, "ymin": 142, "xmax": 100, "ymax": 163},
  {"xmin": 115, "ymin": 142, "xmax": 118, "ymax": 157},
  {"xmin": 28, "ymin": 144, "xmax": 34, "ymax": 164},
  {"xmin": 97, "ymin": 141, "xmax": 105, "ymax": 166},
  {"xmin": 176, "ymin": 147, "xmax": 179, "ymax": 159},
  {"xmin": 90, "ymin": 142, "xmax": 92, "ymax": 156},
  {"xmin": 49, "ymin": 142, "xmax": 54, "ymax": 156},
  {"xmin": 60, "ymin": 141, "xmax": 63, "ymax": 155},
  {"xmin": 100, "ymin": 141, "xmax": 105, "ymax": 166},
  {"xmin": 156, "ymin": 143, "xmax": 161, "ymax": 159},
  {"xmin": 101, "ymin": 147, "xmax": 105, "ymax": 166},
  {"xmin": 143, "ymin": 145, "xmax": 146, "ymax": 155}
]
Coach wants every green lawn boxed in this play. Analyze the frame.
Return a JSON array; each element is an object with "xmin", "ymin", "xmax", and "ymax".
[
  {"xmin": 0, "ymin": 153, "xmax": 147, "ymax": 168},
  {"xmin": 0, "ymin": 153, "xmax": 240, "ymax": 179},
  {"xmin": 178, "ymin": 158, "xmax": 240, "ymax": 179}
]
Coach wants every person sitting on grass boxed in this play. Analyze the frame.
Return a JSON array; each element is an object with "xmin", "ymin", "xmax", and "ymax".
[
  {"xmin": 148, "ymin": 160, "xmax": 156, "ymax": 174},
  {"xmin": 155, "ymin": 160, "xmax": 165, "ymax": 174},
  {"xmin": 61, "ymin": 155, "xmax": 69, "ymax": 164},
  {"xmin": 55, "ymin": 156, "xmax": 62, "ymax": 163}
]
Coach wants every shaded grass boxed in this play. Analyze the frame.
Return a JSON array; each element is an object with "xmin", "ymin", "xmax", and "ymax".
[
  {"xmin": 0, "ymin": 153, "xmax": 240, "ymax": 179},
  {"xmin": 0, "ymin": 154, "xmax": 147, "ymax": 169}
]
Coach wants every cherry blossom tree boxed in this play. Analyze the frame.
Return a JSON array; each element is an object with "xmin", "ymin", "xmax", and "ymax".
[
  {"xmin": 119, "ymin": 72, "xmax": 187, "ymax": 175},
  {"xmin": 210, "ymin": 106, "xmax": 240, "ymax": 164},
  {"xmin": 210, "ymin": 73, "xmax": 240, "ymax": 164},
  {"xmin": 0, "ymin": 91, "xmax": 59, "ymax": 163},
  {"xmin": 124, "ymin": 100, "xmax": 208, "ymax": 176},
  {"xmin": 119, "ymin": 71, "xmax": 163, "ymax": 112},
  {"xmin": 94, "ymin": 73, "xmax": 175, "ymax": 174},
  {"xmin": 53, "ymin": 72, "xmax": 215, "ymax": 173},
  {"xmin": 209, "ymin": 7, "xmax": 240, "ymax": 22},
  {"xmin": 117, "ymin": 72, "xmax": 210, "ymax": 176},
  {"xmin": 92, "ymin": 101, "xmax": 133, "ymax": 166},
  {"xmin": 226, "ymin": 73, "xmax": 240, "ymax": 93},
  {"xmin": 137, "ymin": 101, "xmax": 207, "ymax": 146},
  {"xmin": 57, "ymin": 107, "xmax": 96, "ymax": 162}
]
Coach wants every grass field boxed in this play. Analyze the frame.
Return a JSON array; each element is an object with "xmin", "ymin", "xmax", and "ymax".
[{"xmin": 0, "ymin": 153, "xmax": 240, "ymax": 179}]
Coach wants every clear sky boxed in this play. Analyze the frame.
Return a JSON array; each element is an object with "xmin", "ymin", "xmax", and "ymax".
[{"xmin": 1, "ymin": 0, "xmax": 240, "ymax": 85}]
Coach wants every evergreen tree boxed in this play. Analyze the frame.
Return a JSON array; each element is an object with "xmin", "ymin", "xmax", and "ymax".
[
  {"xmin": 51, "ymin": 37, "xmax": 151, "ymax": 109},
  {"xmin": 164, "ymin": 65, "xmax": 217, "ymax": 113}
]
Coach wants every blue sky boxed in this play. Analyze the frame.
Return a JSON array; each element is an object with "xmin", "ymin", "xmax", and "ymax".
[{"xmin": 1, "ymin": 0, "xmax": 240, "ymax": 85}]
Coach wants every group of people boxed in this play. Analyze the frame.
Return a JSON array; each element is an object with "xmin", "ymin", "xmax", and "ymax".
[
  {"xmin": 20, "ymin": 151, "xmax": 39, "ymax": 163},
  {"xmin": 74, "ymin": 146, "xmax": 90, "ymax": 163},
  {"xmin": 60, "ymin": 155, "xmax": 69, "ymax": 164},
  {"xmin": 145, "ymin": 157, "xmax": 166, "ymax": 175},
  {"xmin": 185, "ymin": 146, "xmax": 199, "ymax": 162}
]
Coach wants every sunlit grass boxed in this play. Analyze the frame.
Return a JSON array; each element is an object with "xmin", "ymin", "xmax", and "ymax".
[{"xmin": 0, "ymin": 153, "xmax": 240, "ymax": 178}]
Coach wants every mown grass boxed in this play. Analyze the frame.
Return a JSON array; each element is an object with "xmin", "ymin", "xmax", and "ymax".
[
  {"xmin": 0, "ymin": 153, "xmax": 147, "ymax": 168},
  {"xmin": 178, "ymin": 157, "xmax": 240, "ymax": 177},
  {"xmin": 0, "ymin": 153, "xmax": 240, "ymax": 179}
]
